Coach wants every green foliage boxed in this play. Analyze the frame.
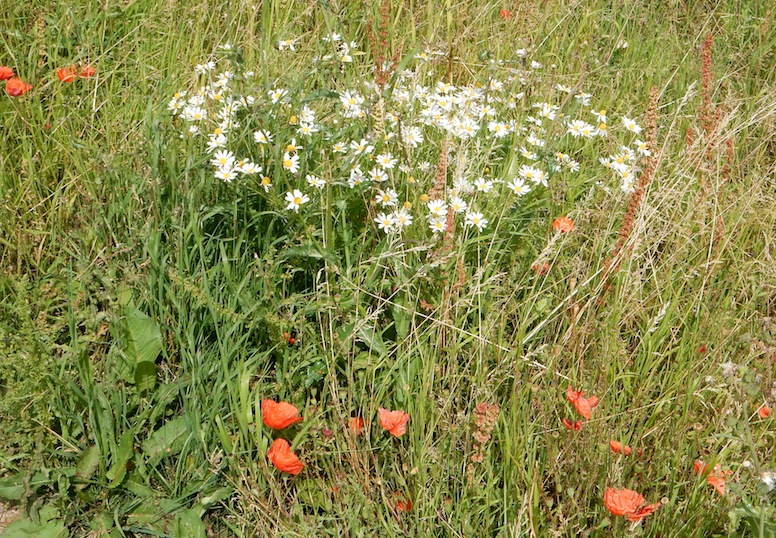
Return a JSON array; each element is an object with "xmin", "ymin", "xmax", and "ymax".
[
  {"xmin": 0, "ymin": 277, "xmax": 61, "ymax": 461},
  {"xmin": 0, "ymin": 0, "xmax": 775, "ymax": 536}
]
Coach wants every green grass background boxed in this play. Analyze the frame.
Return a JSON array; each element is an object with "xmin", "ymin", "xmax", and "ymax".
[{"xmin": 1, "ymin": 0, "xmax": 775, "ymax": 536}]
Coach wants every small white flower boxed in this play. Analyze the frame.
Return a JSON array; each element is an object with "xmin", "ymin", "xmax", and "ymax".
[
  {"xmin": 368, "ymin": 168, "xmax": 389, "ymax": 183},
  {"xmin": 635, "ymin": 139, "xmax": 651, "ymax": 156},
  {"xmin": 306, "ymin": 174, "xmax": 325, "ymax": 189},
  {"xmin": 449, "ymin": 197, "xmax": 467, "ymax": 213},
  {"xmin": 285, "ymin": 189, "xmax": 309, "ymax": 212},
  {"xmin": 426, "ymin": 200, "xmax": 448, "ymax": 218},
  {"xmin": 206, "ymin": 134, "xmax": 228, "ymax": 152},
  {"xmin": 215, "ymin": 167, "xmax": 236, "ymax": 182},
  {"xmin": 621, "ymin": 116, "xmax": 643, "ymax": 134},
  {"xmin": 268, "ymin": 88, "xmax": 288, "ymax": 104},
  {"xmin": 253, "ymin": 130, "xmax": 273, "ymax": 144},
  {"xmin": 507, "ymin": 178, "xmax": 530, "ymax": 196},
  {"xmin": 282, "ymin": 152, "xmax": 300, "ymax": 174},
  {"xmin": 428, "ymin": 216, "xmax": 447, "ymax": 234},
  {"xmin": 374, "ymin": 212, "xmax": 396, "ymax": 233},
  {"xmin": 392, "ymin": 208, "xmax": 414, "ymax": 230},
  {"xmin": 473, "ymin": 177, "xmax": 494, "ymax": 193},
  {"xmin": 376, "ymin": 188, "xmax": 398, "ymax": 207},
  {"xmin": 211, "ymin": 150, "xmax": 235, "ymax": 169},
  {"xmin": 278, "ymin": 38, "xmax": 297, "ymax": 51},
  {"xmin": 465, "ymin": 211, "xmax": 488, "ymax": 231},
  {"xmin": 375, "ymin": 153, "xmax": 398, "ymax": 169},
  {"xmin": 350, "ymin": 138, "xmax": 374, "ymax": 155}
]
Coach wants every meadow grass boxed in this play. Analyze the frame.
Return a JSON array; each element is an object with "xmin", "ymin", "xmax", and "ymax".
[{"xmin": 1, "ymin": 0, "xmax": 775, "ymax": 536}]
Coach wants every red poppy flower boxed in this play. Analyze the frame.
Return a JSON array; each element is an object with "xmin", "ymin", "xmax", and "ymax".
[
  {"xmin": 0, "ymin": 66, "xmax": 14, "ymax": 81},
  {"xmin": 392, "ymin": 491, "xmax": 412, "ymax": 512},
  {"xmin": 499, "ymin": 9, "xmax": 513, "ymax": 19},
  {"xmin": 758, "ymin": 405, "xmax": 770, "ymax": 419},
  {"xmin": 378, "ymin": 408, "xmax": 409, "ymax": 437},
  {"xmin": 261, "ymin": 399, "xmax": 303, "ymax": 430},
  {"xmin": 609, "ymin": 440, "xmax": 632, "ymax": 456},
  {"xmin": 562, "ymin": 418, "xmax": 582, "ymax": 431},
  {"xmin": 552, "ymin": 216, "xmax": 575, "ymax": 233},
  {"xmin": 603, "ymin": 487, "xmax": 658, "ymax": 522},
  {"xmin": 6, "ymin": 77, "xmax": 32, "ymax": 96},
  {"xmin": 694, "ymin": 460, "xmax": 726, "ymax": 495},
  {"xmin": 566, "ymin": 386, "xmax": 600, "ymax": 420},
  {"xmin": 79, "ymin": 64, "xmax": 96, "ymax": 78},
  {"xmin": 349, "ymin": 416, "xmax": 365, "ymax": 436},
  {"xmin": 267, "ymin": 438, "xmax": 304, "ymax": 475},
  {"xmin": 57, "ymin": 66, "xmax": 77, "ymax": 82}
]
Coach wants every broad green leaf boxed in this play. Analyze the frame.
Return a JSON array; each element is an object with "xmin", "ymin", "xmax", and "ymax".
[
  {"xmin": 75, "ymin": 446, "xmax": 100, "ymax": 487},
  {"xmin": 124, "ymin": 306, "xmax": 163, "ymax": 366},
  {"xmin": 1, "ymin": 519, "xmax": 68, "ymax": 538},
  {"xmin": 358, "ymin": 325, "xmax": 388, "ymax": 356},
  {"xmin": 135, "ymin": 360, "xmax": 158, "ymax": 392},
  {"xmin": 171, "ymin": 508, "xmax": 206, "ymax": 538},
  {"xmin": 142, "ymin": 416, "xmax": 188, "ymax": 464},
  {"xmin": 0, "ymin": 476, "xmax": 24, "ymax": 500}
]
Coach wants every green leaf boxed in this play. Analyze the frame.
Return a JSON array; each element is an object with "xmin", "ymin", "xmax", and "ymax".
[
  {"xmin": 142, "ymin": 416, "xmax": 188, "ymax": 464},
  {"xmin": 171, "ymin": 508, "xmax": 206, "ymax": 538},
  {"xmin": 106, "ymin": 430, "xmax": 134, "ymax": 488},
  {"xmin": 135, "ymin": 360, "xmax": 158, "ymax": 392},
  {"xmin": 0, "ymin": 476, "xmax": 24, "ymax": 500},
  {"xmin": 75, "ymin": 446, "xmax": 101, "ymax": 487},
  {"xmin": 124, "ymin": 306, "xmax": 163, "ymax": 366},
  {"xmin": 1, "ymin": 519, "xmax": 68, "ymax": 538},
  {"xmin": 358, "ymin": 325, "xmax": 388, "ymax": 356}
]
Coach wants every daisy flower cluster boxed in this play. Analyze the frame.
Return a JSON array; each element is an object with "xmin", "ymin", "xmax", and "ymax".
[{"xmin": 168, "ymin": 41, "xmax": 648, "ymax": 239}]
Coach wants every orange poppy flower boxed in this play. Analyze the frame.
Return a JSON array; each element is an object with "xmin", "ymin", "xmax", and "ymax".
[
  {"xmin": 392, "ymin": 491, "xmax": 412, "ymax": 512},
  {"xmin": 609, "ymin": 440, "xmax": 632, "ymax": 456},
  {"xmin": 6, "ymin": 77, "xmax": 32, "ymax": 97},
  {"xmin": 79, "ymin": 64, "xmax": 96, "ymax": 78},
  {"xmin": 562, "ymin": 418, "xmax": 582, "ymax": 431},
  {"xmin": 603, "ymin": 487, "xmax": 658, "ymax": 522},
  {"xmin": 758, "ymin": 405, "xmax": 770, "ymax": 419},
  {"xmin": 261, "ymin": 399, "xmax": 303, "ymax": 430},
  {"xmin": 499, "ymin": 9, "xmax": 513, "ymax": 19},
  {"xmin": 694, "ymin": 460, "xmax": 726, "ymax": 495},
  {"xmin": 0, "ymin": 66, "xmax": 14, "ymax": 81},
  {"xmin": 349, "ymin": 416, "xmax": 365, "ymax": 436},
  {"xmin": 267, "ymin": 438, "xmax": 304, "ymax": 475},
  {"xmin": 57, "ymin": 67, "xmax": 77, "ymax": 83},
  {"xmin": 378, "ymin": 408, "xmax": 410, "ymax": 437},
  {"xmin": 566, "ymin": 386, "xmax": 600, "ymax": 420},
  {"xmin": 552, "ymin": 216, "xmax": 575, "ymax": 233}
]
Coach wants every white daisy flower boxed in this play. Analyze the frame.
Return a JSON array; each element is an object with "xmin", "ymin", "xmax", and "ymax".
[{"xmin": 285, "ymin": 189, "xmax": 309, "ymax": 212}]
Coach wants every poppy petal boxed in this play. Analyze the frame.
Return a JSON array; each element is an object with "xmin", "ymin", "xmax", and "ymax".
[
  {"xmin": 267, "ymin": 438, "xmax": 304, "ymax": 475},
  {"xmin": 261, "ymin": 399, "xmax": 303, "ymax": 430},
  {"xmin": 378, "ymin": 408, "xmax": 409, "ymax": 437}
]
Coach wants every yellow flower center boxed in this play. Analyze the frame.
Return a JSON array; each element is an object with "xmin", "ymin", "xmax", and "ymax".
[{"xmin": 284, "ymin": 159, "xmax": 293, "ymax": 168}]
